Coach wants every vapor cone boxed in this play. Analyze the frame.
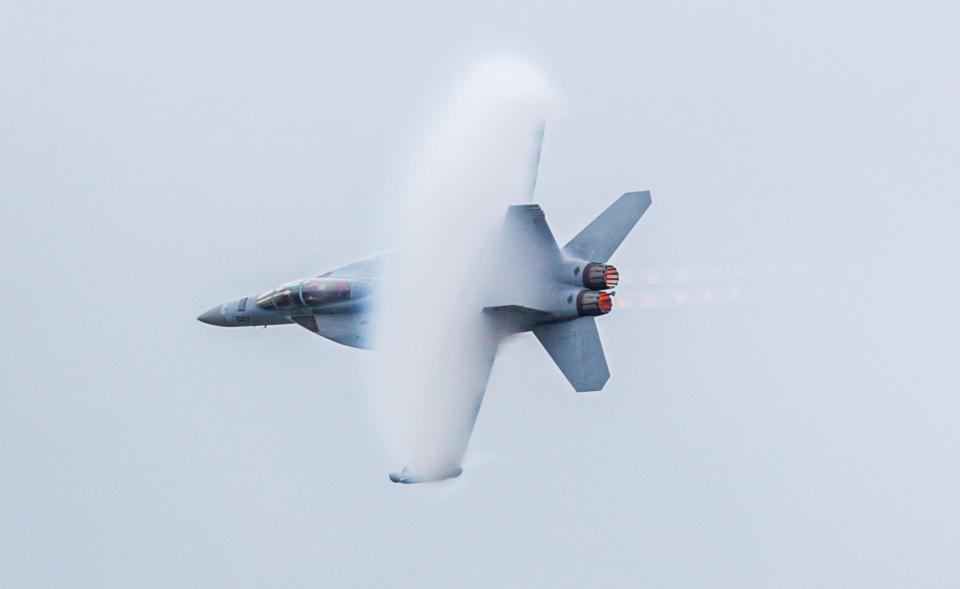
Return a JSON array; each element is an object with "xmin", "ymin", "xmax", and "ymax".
[{"xmin": 372, "ymin": 58, "xmax": 557, "ymax": 480}]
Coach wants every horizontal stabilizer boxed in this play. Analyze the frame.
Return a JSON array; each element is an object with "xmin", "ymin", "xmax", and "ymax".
[
  {"xmin": 533, "ymin": 316, "xmax": 609, "ymax": 392},
  {"xmin": 483, "ymin": 305, "xmax": 551, "ymax": 332},
  {"xmin": 563, "ymin": 191, "xmax": 651, "ymax": 262},
  {"xmin": 482, "ymin": 305, "xmax": 550, "ymax": 317}
]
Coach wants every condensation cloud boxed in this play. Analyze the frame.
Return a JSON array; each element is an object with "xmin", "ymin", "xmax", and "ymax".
[{"xmin": 370, "ymin": 58, "xmax": 557, "ymax": 479}]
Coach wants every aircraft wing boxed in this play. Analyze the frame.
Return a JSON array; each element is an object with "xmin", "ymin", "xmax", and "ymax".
[
  {"xmin": 386, "ymin": 122, "xmax": 546, "ymax": 484},
  {"xmin": 525, "ymin": 120, "xmax": 546, "ymax": 200},
  {"xmin": 389, "ymin": 319, "xmax": 501, "ymax": 484}
]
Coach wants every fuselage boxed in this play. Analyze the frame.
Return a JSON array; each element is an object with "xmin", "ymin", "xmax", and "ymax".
[
  {"xmin": 197, "ymin": 191, "xmax": 651, "ymax": 482},
  {"xmin": 197, "ymin": 277, "xmax": 374, "ymax": 328},
  {"xmin": 197, "ymin": 253, "xmax": 620, "ymax": 352}
]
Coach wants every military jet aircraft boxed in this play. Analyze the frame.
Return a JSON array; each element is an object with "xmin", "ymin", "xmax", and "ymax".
[{"xmin": 198, "ymin": 190, "xmax": 651, "ymax": 483}]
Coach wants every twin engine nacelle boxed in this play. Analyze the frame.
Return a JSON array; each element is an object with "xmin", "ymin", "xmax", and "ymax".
[
  {"xmin": 559, "ymin": 260, "xmax": 619, "ymax": 316},
  {"xmin": 581, "ymin": 262, "xmax": 619, "ymax": 290},
  {"xmin": 577, "ymin": 290, "xmax": 614, "ymax": 316}
]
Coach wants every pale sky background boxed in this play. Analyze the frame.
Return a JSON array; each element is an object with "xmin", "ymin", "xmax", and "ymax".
[{"xmin": 2, "ymin": 1, "xmax": 958, "ymax": 587}]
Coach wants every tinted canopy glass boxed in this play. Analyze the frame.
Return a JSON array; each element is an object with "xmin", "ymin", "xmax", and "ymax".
[{"xmin": 256, "ymin": 278, "xmax": 370, "ymax": 310}]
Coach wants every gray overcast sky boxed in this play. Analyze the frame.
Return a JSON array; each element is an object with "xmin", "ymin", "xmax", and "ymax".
[{"xmin": 2, "ymin": 1, "xmax": 958, "ymax": 587}]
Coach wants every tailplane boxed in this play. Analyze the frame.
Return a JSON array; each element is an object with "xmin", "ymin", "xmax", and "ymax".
[{"xmin": 533, "ymin": 317, "xmax": 610, "ymax": 392}]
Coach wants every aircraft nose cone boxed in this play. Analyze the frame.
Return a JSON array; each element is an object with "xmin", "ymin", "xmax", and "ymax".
[{"xmin": 197, "ymin": 305, "xmax": 226, "ymax": 326}]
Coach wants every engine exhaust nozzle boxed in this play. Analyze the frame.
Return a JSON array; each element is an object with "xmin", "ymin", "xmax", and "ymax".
[
  {"xmin": 583, "ymin": 263, "xmax": 619, "ymax": 290},
  {"xmin": 577, "ymin": 290, "xmax": 613, "ymax": 316}
]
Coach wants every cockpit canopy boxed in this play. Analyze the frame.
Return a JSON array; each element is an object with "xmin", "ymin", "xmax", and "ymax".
[{"xmin": 256, "ymin": 277, "xmax": 371, "ymax": 311}]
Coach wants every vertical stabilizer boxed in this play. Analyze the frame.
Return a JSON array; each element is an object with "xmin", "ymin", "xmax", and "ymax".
[{"xmin": 562, "ymin": 191, "xmax": 652, "ymax": 262}]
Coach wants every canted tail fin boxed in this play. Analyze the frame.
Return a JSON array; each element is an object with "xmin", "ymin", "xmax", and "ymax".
[
  {"xmin": 494, "ymin": 190, "xmax": 651, "ymax": 393},
  {"xmin": 562, "ymin": 191, "xmax": 652, "ymax": 262}
]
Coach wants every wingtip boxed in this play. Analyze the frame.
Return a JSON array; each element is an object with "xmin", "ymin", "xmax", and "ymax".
[
  {"xmin": 389, "ymin": 467, "xmax": 464, "ymax": 484},
  {"xmin": 573, "ymin": 373, "xmax": 610, "ymax": 393},
  {"xmin": 623, "ymin": 190, "xmax": 653, "ymax": 206}
]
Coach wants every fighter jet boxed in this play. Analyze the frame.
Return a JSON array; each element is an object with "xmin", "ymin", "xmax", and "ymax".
[{"xmin": 198, "ymin": 191, "xmax": 651, "ymax": 483}]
